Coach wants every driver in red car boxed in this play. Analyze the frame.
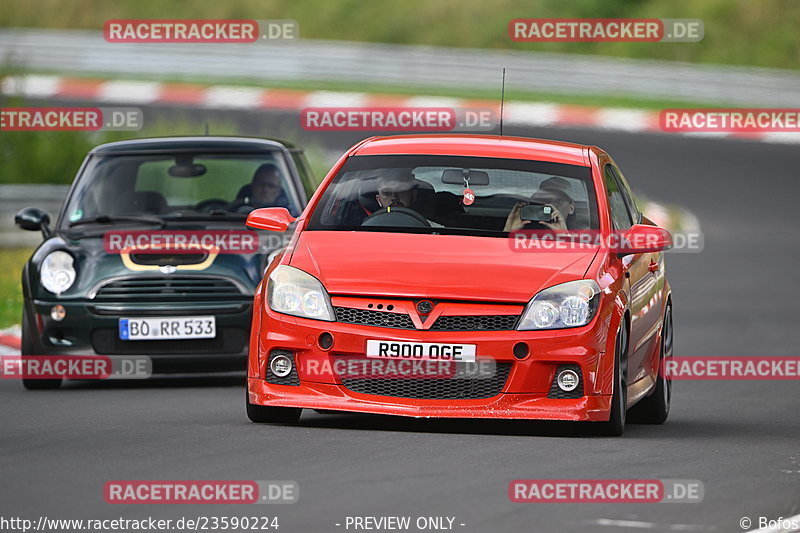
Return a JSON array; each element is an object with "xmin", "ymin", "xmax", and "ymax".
[{"xmin": 374, "ymin": 173, "xmax": 443, "ymax": 227}]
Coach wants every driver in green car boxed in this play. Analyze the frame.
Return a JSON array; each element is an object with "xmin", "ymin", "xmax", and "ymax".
[{"xmin": 230, "ymin": 163, "xmax": 299, "ymax": 215}]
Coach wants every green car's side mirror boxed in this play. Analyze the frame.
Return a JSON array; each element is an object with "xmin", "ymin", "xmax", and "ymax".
[{"xmin": 15, "ymin": 207, "xmax": 52, "ymax": 239}]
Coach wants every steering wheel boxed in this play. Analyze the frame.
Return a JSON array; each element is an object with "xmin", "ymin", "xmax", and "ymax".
[
  {"xmin": 361, "ymin": 206, "xmax": 431, "ymax": 228},
  {"xmin": 194, "ymin": 199, "xmax": 229, "ymax": 212}
]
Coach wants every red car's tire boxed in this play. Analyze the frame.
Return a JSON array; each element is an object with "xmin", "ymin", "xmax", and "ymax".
[
  {"xmin": 245, "ymin": 384, "xmax": 302, "ymax": 424},
  {"xmin": 593, "ymin": 323, "xmax": 628, "ymax": 436},
  {"xmin": 629, "ymin": 304, "xmax": 672, "ymax": 424}
]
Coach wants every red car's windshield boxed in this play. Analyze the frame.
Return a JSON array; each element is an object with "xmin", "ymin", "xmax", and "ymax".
[{"xmin": 307, "ymin": 155, "xmax": 599, "ymax": 236}]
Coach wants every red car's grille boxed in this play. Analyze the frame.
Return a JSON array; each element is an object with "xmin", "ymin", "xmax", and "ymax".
[
  {"xmin": 340, "ymin": 363, "xmax": 512, "ymax": 399},
  {"xmin": 334, "ymin": 307, "xmax": 415, "ymax": 329},
  {"xmin": 333, "ymin": 307, "xmax": 519, "ymax": 331},
  {"xmin": 429, "ymin": 314, "xmax": 518, "ymax": 331}
]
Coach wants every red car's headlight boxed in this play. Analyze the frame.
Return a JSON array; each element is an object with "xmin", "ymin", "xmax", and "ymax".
[
  {"xmin": 517, "ymin": 280, "xmax": 601, "ymax": 330},
  {"xmin": 267, "ymin": 265, "xmax": 335, "ymax": 321}
]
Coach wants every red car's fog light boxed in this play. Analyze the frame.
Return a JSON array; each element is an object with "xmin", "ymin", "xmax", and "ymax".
[
  {"xmin": 270, "ymin": 355, "xmax": 293, "ymax": 377},
  {"xmin": 548, "ymin": 365, "xmax": 584, "ymax": 399},
  {"xmin": 267, "ymin": 350, "xmax": 300, "ymax": 386},
  {"xmin": 557, "ymin": 369, "xmax": 580, "ymax": 392}
]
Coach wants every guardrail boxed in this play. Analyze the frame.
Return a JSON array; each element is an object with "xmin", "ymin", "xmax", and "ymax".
[{"xmin": 1, "ymin": 28, "xmax": 799, "ymax": 106}]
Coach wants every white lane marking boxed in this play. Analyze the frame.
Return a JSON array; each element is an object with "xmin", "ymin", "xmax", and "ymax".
[
  {"xmin": 761, "ymin": 132, "xmax": 800, "ymax": 144},
  {"xmin": 681, "ymin": 131, "xmax": 732, "ymax": 139},
  {"xmin": 591, "ymin": 518, "xmax": 711, "ymax": 531},
  {"xmin": 504, "ymin": 102, "xmax": 559, "ymax": 126},
  {"xmin": 98, "ymin": 80, "xmax": 160, "ymax": 103},
  {"xmin": 596, "ymin": 108, "xmax": 654, "ymax": 132},
  {"xmin": 304, "ymin": 91, "xmax": 367, "ymax": 107},
  {"xmin": 203, "ymin": 86, "xmax": 264, "ymax": 108},
  {"xmin": 404, "ymin": 96, "xmax": 463, "ymax": 108},
  {"xmin": 0, "ymin": 75, "xmax": 61, "ymax": 98},
  {"xmin": 0, "ymin": 345, "xmax": 20, "ymax": 356}
]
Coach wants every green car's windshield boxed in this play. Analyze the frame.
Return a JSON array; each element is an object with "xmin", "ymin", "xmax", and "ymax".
[{"xmin": 60, "ymin": 152, "xmax": 303, "ymax": 230}]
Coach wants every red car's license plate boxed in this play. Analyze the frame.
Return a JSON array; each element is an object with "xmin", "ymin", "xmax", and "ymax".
[{"xmin": 365, "ymin": 340, "xmax": 476, "ymax": 362}]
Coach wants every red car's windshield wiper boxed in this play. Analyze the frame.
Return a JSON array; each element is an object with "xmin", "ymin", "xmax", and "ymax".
[{"xmin": 68, "ymin": 215, "xmax": 166, "ymax": 228}]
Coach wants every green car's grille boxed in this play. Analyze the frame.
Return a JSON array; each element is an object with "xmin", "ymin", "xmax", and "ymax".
[{"xmin": 93, "ymin": 276, "xmax": 244, "ymax": 302}]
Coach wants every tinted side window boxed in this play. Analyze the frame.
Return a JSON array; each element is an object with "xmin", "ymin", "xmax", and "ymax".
[
  {"xmin": 611, "ymin": 165, "xmax": 640, "ymax": 224},
  {"xmin": 604, "ymin": 165, "xmax": 633, "ymax": 230},
  {"xmin": 290, "ymin": 150, "xmax": 318, "ymax": 200}
]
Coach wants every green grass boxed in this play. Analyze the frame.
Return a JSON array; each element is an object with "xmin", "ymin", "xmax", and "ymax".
[
  {"xmin": 0, "ymin": 248, "xmax": 32, "ymax": 329},
  {"xmin": 1, "ymin": 0, "xmax": 798, "ymax": 70}
]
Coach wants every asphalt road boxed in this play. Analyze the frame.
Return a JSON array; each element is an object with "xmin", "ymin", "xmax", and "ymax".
[{"xmin": 1, "ymin": 105, "xmax": 799, "ymax": 533}]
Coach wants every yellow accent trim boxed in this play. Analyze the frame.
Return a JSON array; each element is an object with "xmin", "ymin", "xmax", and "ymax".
[{"xmin": 119, "ymin": 245, "xmax": 218, "ymax": 272}]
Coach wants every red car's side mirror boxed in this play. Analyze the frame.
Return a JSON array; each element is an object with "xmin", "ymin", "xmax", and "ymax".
[
  {"xmin": 618, "ymin": 224, "xmax": 673, "ymax": 254},
  {"xmin": 246, "ymin": 208, "xmax": 296, "ymax": 232}
]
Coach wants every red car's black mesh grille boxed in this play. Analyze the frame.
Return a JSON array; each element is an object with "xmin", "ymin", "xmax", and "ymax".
[
  {"xmin": 429, "ymin": 314, "xmax": 518, "ymax": 331},
  {"xmin": 340, "ymin": 363, "xmax": 512, "ymax": 399},
  {"xmin": 333, "ymin": 307, "xmax": 519, "ymax": 331},
  {"xmin": 334, "ymin": 307, "xmax": 415, "ymax": 329}
]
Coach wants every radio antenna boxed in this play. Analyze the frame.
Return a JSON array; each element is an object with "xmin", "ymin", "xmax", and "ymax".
[{"xmin": 500, "ymin": 68, "xmax": 506, "ymax": 137}]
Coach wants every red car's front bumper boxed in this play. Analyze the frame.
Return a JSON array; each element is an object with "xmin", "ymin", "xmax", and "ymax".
[
  {"xmin": 247, "ymin": 295, "xmax": 617, "ymax": 422},
  {"xmin": 248, "ymin": 379, "xmax": 612, "ymax": 421}
]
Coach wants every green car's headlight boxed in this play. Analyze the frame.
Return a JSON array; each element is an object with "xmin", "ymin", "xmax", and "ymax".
[
  {"xmin": 40, "ymin": 251, "xmax": 76, "ymax": 294},
  {"xmin": 517, "ymin": 280, "xmax": 601, "ymax": 330},
  {"xmin": 267, "ymin": 265, "xmax": 334, "ymax": 321}
]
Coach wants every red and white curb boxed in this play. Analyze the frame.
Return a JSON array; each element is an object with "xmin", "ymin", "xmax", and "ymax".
[
  {"xmin": 3, "ymin": 75, "xmax": 799, "ymax": 144},
  {"xmin": 0, "ymin": 326, "xmax": 21, "ymax": 355}
]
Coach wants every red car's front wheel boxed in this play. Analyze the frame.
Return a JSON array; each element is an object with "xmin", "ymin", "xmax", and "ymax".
[
  {"xmin": 630, "ymin": 304, "xmax": 673, "ymax": 424},
  {"xmin": 593, "ymin": 322, "xmax": 628, "ymax": 436},
  {"xmin": 245, "ymin": 383, "xmax": 302, "ymax": 424}
]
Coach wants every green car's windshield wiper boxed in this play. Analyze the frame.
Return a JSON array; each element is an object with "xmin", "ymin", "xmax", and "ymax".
[
  {"xmin": 68, "ymin": 215, "xmax": 166, "ymax": 228},
  {"xmin": 162, "ymin": 211, "xmax": 248, "ymax": 221}
]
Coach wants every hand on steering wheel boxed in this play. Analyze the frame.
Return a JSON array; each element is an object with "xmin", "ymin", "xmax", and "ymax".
[
  {"xmin": 361, "ymin": 206, "xmax": 431, "ymax": 228},
  {"xmin": 194, "ymin": 199, "xmax": 229, "ymax": 212}
]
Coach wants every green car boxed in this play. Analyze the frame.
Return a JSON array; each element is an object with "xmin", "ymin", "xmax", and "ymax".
[{"xmin": 15, "ymin": 136, "xmax": 315, "ymax": 389}]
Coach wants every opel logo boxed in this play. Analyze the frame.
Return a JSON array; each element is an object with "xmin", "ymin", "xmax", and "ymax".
[{"xmin": 417, "ymin": 300, "xmax": 434, "ymax": 314}]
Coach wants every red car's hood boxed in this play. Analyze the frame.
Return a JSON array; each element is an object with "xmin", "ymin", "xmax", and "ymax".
[{"xmin": 289, "ymin": 231, "xmax": 598, "ymax": 303}]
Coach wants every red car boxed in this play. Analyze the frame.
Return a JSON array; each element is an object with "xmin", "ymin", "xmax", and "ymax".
[{"xmin": 244, "ymin": 134, "xmax": 673, "ymax": 435}]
